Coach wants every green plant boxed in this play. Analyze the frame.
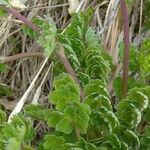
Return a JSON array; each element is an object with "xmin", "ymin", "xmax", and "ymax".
[
  {"xmin": 0, "ymin": 0, "xmax": 150, "ymax": 149},
  {"xmin": 0, "ymin": 115, "xmax": 35, "ymax": 150},
  {"xmin": 23, "ymin": 73, "xmax": 150, "ymax": 150}
]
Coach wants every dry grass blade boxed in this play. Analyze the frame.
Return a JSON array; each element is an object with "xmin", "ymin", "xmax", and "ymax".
[
  {"xmin": 32, "ymin": 62, "xmax": 53, "ymax": 105},
  {"xmin": 8, "ymin": 57, "xmax": 49, "ymax": 123}
]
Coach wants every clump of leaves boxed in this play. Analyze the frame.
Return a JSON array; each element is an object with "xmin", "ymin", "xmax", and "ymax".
[
  {"xmin": 0, "ymin": 114, "xmax": 35, "ymax": 150},
  {"xmin": 139, "ymin": 39, "xmax": 150, "ymax": 80},
  {"xmin": 0, "ymin": 83, "xmax": 13, "ymax": 97},
  {"xmin": 57, "ymin": 8, "xmax": 112, "ymax": 86},
  {"xmin": 48, "ymin": 74, "xmax": 90, "ymax": 135},
  {"xmin": 119, "ymin": 39, "xmax": 150, "ymax": 80}
]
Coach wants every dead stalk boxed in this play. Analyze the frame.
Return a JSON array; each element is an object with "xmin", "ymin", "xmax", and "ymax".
[{"xmin": 120, "ymin": 0, "xmax": 130, "ymax": 98}]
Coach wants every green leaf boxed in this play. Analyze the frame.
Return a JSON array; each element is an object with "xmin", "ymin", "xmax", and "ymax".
[
  {"xmin": 49, "ymin": 85, "xmax": 80, "ymax": 111},
  {"xmin": 77, "ymin": 138, "xmax": 97, "ymax": 150},
  {"xmin": 47, "ymin": 111, "xmax": 63, "ymax": 127},
  {"xmin": 144, "ymin": 106, "xmax": 150, "ymax": 122},
  {"xmin": 0, "ymin": 83, "xmax": 13, "ymax": 97},
  {"xmin": 84, "ymin": 93, "xmax": 112, "ymax": 111},
  {"xmin": 113, "ymin": 76, "xmax": 146, "ymax": 99},
  {"xmin": 0, "ymin": 9, "xmax": 7, "ymax": 17},
  {"xmin": 120, "ymin": 130, "xmax": 140, "ymax": 149},
  {"xmin": 116, "ymin": 100, "xmax": 141, "ymax": 128},
  {"xmin": 100, "ymin": 134, "xmax": 121, "ymax": 150},
  {"xmin": 58, "ymin": 35, "xmax": 80, "ymax": 71},
  {"xmin": 22, "ymin": 26, "xmax": 37, "ymax": 38},
  {"xmin": 143, "ymin": 126, "xmax": 150, "ymax": 136},
  {"xmin": 57, "ymin": 9, "xmax": 94, "ymax": 83},
  {"xmin": 37, "ymin": 16, "xmax": 57, "ymax": 56},
  {"xmin": 120, "ymin": 142, "xmax": 128, "ymax": 150},
  {"xmin": 113, "ymin": 76, "xmax": 122, "ymax": 99},
  {"xmin": 89, "ymin": 79, "xmax": 107, "ymax": 87},
  {"xmin": 77, "ymin": 72, "xmax": 90, "ymax": 87},
  {"xmin": 22, "ymin": 17, "xmax": 44, "ymax": 38},
  {"xmin": 128, "ymin": 45, "xmax": 139, "ymax": 72},
  {"xmin": 11, "ymin": 116, "xmax": 35, "ymax": 142},
  {"xmin": 84, "ymin": 83, "xmax": 110, "ymax": 99},
  {"xmin": 56, "ymin": 102, "xmax": 90, "ymax": 134},
  {"xmin": 127, "ymin": 90, "xmax": 149, "ymax": 111},
  {"xmin": 49, "ymin": 74, "xmax": 80, "ymax": 111},
  {"xmin": 126, "ymin": 0, "xmax": 134, "ymax": 6},
  {"xmin": 90, "ymin": 108, "xmax": 119, "ymax": 134},
  {"xmin": 139, "ymin": 40, "xmax": 150, "ymax": 79},
  {"xmin": 119, "ymin": 43, "xmax": 139, "ymax": 72},
  {"xmin": 140, "ymin": 136, "xmax": 150, "ymax": 147},
  {"xmin": 84, "ymin": 28, "xmax": 110, "ymax": 80},
  {"xmin": 85, "ymin": 28, "xmax": 99, "ymax": 47},
  {"xmin": 84, "ymin": 49, "xmax": 108, "ymax": 80},
  {"xmin": 101, "ymin": 50, "xmax": 115, "ymax": 71},
  {"xmin": 6, "ymin": 138, "xmax": 20, "ymax": 150},
  {"xmin": 2, "ymin": 124, "xmax": 18, "ymax": 139},
  {"xmin": 22, "ymin": 145, "xmax": 35, "ymax": 150},
  {"xmin": 53, "ymin": 74, "xmax": 77, "ymax": 91},
  {"xmin": 0, "ymin": 109, "xmax": 7, "ymax": 123},
  {"xmin": 0, "ymin": 64, "xmax": 7, "ymax": 73},
  {"xmin": 56, "ymin": 118, "xmax": 72, "ymax": 134},
  {"xmin": 143, "ymin": 1, "xmax": 150, "ymax": 30},
  {"xmin": 43, "ymin": 135, "xmax": 65, "ymax": 150},
  {"xmin": 24, "ymin": 104, "xmax": 52, "ymax": 122},
  {"xmin": 1, "ymin": 116, "xmax": 35, "ymax": 149}
]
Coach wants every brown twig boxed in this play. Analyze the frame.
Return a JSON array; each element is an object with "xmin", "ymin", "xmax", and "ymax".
[
  {"xmin": 0, "ymin": 52, "xmax": 44, "ymax": 63},
  {"xmin": 120, "ymin": 0, "xmax": 130, "ymax": 98},
  {"xmin": 0, "ymin": 5, "xmax": 40, "ymax": 32}
]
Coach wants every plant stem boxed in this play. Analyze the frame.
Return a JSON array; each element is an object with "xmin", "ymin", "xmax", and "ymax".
[
  {"xmin": 0, "ymin": 52, "xmax": 44, "ymax": 63},
  {"xmin": 56, "ymin": 44, "xmax": 84, "ymax": 100},
  {"xmin": 0, "ymin": 5, "xmax": 40, "ymax": 32},
  {"xmin": 75, "ymin": 127, "xmax": 80, "ymax": 141},
  {"xmin": 120, "ymin": 0, "xmax": 130, "ymax": 98}
]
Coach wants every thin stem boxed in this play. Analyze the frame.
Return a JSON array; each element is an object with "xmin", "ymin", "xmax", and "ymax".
[
  {"xmin": 120, "ymin": 0, "xmax": 130, "ymax": 98},
  {"xmin": 0, "ymin": 5, "xmax": 40, "ymax": 32},
  {"xmin": 56, "ymin": 44, "xmax": 84, "ymax": 100},
  {"xmin": 75, "ymin": 127, "xmax": 80, "ymax": 141},
  {"xmin": 0, "ymin": 52, "xmax": 44, "ymax": 63}
]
